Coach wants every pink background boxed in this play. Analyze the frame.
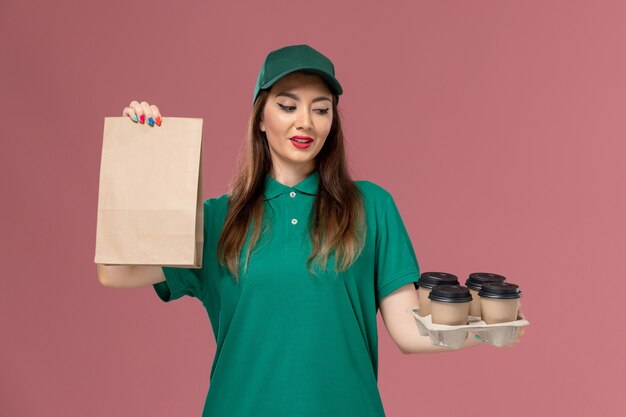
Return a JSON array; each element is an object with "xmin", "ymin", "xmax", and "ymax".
[{"xmin": 1, "ymin": 0, "xmax": 624, "ymax": 416}]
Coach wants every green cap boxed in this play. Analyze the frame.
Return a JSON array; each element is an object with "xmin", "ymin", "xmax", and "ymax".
[{"xmin": 253, "ymin": 44, "xmax": 343, "ymax": 106}]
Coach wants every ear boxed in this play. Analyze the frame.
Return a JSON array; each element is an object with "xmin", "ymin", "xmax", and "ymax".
[{"xmin": 259, "ymin": 117, "xmax": 265, "ymax": 132}]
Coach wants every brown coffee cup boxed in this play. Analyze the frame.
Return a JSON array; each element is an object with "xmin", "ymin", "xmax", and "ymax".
[
  {"xmin": 465, "ymin": 272, "xmax": 507, "ymax": 317},
  {"xmin": 416, "ymin": 272, "xmax": 459, "ymax": 316},
  {"xmin": 428, "ymin": 285, "xmax": 472, "ymax": 325},
  {"xmin": 478, "ymin": 282, "xmax": 522, "ymax": 324}
]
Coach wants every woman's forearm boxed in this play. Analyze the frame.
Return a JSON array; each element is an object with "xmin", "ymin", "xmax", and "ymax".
[{"xmin": 403, "ymin": 331, "xmax": 484, "ymax": 354}]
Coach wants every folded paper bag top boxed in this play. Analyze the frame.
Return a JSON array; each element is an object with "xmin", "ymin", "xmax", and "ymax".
[{"xmin": 94, "ymin": 117, "xmax": 204, "ymax": 267}]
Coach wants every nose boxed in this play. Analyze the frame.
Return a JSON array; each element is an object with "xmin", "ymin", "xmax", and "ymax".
[{"xmin": 295, "ymin": 107, "xmax": 312, "ymax": 130}]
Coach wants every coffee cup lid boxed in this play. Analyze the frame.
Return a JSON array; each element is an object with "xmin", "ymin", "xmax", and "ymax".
[
  {"xmin": 417, "ymin": 272, "xmax": 459, "ymax": 289},
  {"xmin": 428, "ymin": 284, "xmax": 473, "ymax": 303},
  {"xmin": 465, "ymin": 272, "xmax": 507, "ymax": 291},
  {"xmin": 478, "ymin": 282, "xmax": 522, "ymax": 299}
]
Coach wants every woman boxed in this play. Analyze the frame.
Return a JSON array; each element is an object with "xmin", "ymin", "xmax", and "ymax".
[{"xmin": 98, "ymin": 44, "xmax": 523, "ymax": 417}]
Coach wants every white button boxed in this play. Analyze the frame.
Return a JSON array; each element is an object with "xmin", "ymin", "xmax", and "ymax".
[
  {"xmin": 291, "ymin": 218, "xmax": 298, "ymax": 225},
  {"xmin": 289, "ymin": 191, "xmax": 296, "ymax": 198}
]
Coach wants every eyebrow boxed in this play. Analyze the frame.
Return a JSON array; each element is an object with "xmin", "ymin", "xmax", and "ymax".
[{"xmin": 276, "ymin": 92, "xmax": 332, "ymax": 103}]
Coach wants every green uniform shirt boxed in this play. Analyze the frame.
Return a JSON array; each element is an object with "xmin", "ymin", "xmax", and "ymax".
[{"xmin": 153, "ymin": 170, "xmax": 420, "ymax": 417}]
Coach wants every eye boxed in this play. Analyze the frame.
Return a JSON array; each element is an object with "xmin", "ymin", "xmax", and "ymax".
[
  {"xmin": 278, "ymin": 103, "xmax": 330, "ymax": 116},
  {"xmin": 278, "ymin": 103, "xmax": 296, "ymax": 112}
]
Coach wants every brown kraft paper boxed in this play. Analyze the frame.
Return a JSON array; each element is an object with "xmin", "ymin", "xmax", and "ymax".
[{"xmin": 94, "ymin": 117, "xmax": 204, "ymax": 268}]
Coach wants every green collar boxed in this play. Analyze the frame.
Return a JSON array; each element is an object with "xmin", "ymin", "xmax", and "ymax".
[{"xmin": 263, "ymin": 170, "xmax": 319, "ymax": 200}]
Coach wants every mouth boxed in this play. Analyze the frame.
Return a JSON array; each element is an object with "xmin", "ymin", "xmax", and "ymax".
[{"xmin": 290, "ymin": 136, "xmax": 314, "ymax": 143}]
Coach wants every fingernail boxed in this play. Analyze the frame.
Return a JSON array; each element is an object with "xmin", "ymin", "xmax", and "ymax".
[
  {"xmin": 139, "ymin": 114, "xmax": 145, "ymax": 124},
  {"xmin": 132, "ymin": 113, "xmax": 138, "ymax": 122},
  {"xmin": 155, "ymin": 116, "xmax": 161, "ymax": 126},
  {"xmin": 474, "ymin": 335, "xmax": 482, "ymax": 340},
  {"xmin": 148, "ymin": 117, "xmax": 154, "ymax": 126}
]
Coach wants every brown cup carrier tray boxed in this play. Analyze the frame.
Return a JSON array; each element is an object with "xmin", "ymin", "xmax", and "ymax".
[{"xmin": 404, "ymin": 306, "xmax": 529, "ymax": 349}]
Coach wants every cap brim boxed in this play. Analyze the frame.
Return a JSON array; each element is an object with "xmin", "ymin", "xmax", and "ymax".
[{"xmin": 260, "ymin": 67, "xmax": 343, "ymax": 96}]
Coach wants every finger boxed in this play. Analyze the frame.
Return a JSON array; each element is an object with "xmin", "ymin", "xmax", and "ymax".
[
  {"xmin": 150, "ymin": 104, "xmax": 162, "ymax": 126},
  {"xmin": 129, "ymin": 100, "xmax": 144, "ymax": 124},
  {"xmin": 123, "ymin": 106, "xmax": 139, "ymax": 123},
  {"xmin": 140, "ymin": 101, "xmax": 155, "ymax": 127}
]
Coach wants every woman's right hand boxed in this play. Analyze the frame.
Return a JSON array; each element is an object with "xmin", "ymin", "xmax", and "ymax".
[{"xmin": 122, "ymin": 100, "xmax": 162, "ymax": 127}]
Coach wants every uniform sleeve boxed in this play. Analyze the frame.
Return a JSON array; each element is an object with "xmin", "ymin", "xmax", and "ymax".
[
  {"xmin": 375, "ymin": 191, "xmax": 420, "ymax": 306},
  {"xmin": 153, "ymin": 265, "xmax": 205, "ymax": 302}
]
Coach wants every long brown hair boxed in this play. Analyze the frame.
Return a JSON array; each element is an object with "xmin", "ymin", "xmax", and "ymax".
[{"xmin": 217, "ymin": 77, "xmax": 366, "ymax": 282}]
